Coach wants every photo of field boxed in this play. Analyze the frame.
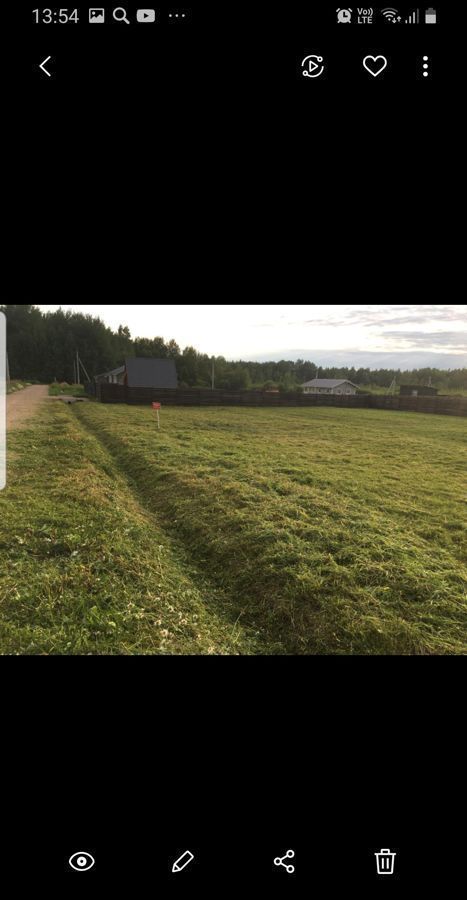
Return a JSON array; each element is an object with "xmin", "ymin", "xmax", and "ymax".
[{"xmin": 1, "ymin": 400, "xmax": 465, "ymax": 655}]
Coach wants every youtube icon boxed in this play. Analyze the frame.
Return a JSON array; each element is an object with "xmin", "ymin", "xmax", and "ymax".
[{"xmin": 136, "ymin": 9, "xmax": 157, "ymax": 23}]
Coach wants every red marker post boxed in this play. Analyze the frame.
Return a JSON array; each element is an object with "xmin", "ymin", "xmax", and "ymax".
[{"xmin": 152, "ymin": 402, "xmax": 161, "ymax": 429}]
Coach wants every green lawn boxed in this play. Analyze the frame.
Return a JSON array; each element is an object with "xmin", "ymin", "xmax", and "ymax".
[
  {"xmin": 1, "ymin": 402, "xmax": 466, "ymax": 655},
  {"xmin": 48, "ymin": 383, "xmax": 86, "ymax": 397}
]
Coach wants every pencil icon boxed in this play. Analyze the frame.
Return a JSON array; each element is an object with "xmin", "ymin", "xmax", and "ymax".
[{"xmin": 172, "ymin": 850, "xmax": 194, "ymax": 873}]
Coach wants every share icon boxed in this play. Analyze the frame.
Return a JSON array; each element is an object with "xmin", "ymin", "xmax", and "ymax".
[{"xmin": 274, "ymin": 849, "xmax": 295, "ymax": 874}]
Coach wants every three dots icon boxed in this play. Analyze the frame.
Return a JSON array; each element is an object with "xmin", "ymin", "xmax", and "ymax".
[{"xmin": 422, "ymin": 56, "xmax": 430, "ymax": 77}]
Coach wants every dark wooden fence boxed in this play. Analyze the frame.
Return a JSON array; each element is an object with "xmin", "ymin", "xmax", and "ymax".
[{"xmin": 95, "ymin": 384, "xmax": 467, "ymax": 417}]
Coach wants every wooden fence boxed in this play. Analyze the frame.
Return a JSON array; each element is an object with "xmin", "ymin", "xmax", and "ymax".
[{"xmin": 94, "ymin": 384, "xmax": 467, "ymax": 417}]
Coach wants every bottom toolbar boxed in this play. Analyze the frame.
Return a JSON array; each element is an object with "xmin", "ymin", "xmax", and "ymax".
[{"xmin": 4, "ymin": 835, "xmax": 460, "ymax": 888}]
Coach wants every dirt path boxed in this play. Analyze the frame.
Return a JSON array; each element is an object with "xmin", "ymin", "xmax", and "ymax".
[{"xmin": 6, "ymin": 385, "xmax": 49, "ymax": 431}]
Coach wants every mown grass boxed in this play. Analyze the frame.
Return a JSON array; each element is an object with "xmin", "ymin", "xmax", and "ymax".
[
  {"xmin": 1, "ymin": 402, "xmax": 466, "ymax": 655},
  {"xmin": 48, "ymin": 384, "xmax": 86, "ymax": 397},
  {"xmin": 76, "ymin": 403, "xmax": 467, "ymax": 655},
  {"xmin": 0, "ymin": 404, "xmax": 262, "ymax": 655}
]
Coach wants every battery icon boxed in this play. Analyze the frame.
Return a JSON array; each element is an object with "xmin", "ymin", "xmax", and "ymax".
[{"xmin": 425, "ymin": 8, "xmax": 437, "ymax": 23}]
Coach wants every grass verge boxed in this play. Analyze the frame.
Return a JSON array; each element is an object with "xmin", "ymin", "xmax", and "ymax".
[
  {"xmin": 49, "ymin": 384, "xmax": 86, "ymax": 398},
  {"xmin": 7, "ymin": 382, "xmax": 31, "ymax": 395},
  {"xmin": 0, "ymin": 403, "xmax": 262, "ymax": 655}
]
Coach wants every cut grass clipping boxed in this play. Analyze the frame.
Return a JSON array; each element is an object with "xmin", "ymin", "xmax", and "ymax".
[
  {"xmin": 1, "ymin": 402, "xmax": 466, "ymax": 654},
  {"xmin": 1, "ymin": 406, "xmax": 256, "ymax": 655}
]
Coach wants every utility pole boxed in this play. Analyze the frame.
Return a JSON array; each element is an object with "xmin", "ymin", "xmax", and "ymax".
[
  {"xmin": 6, "ymin": 352, "xmax": 10, "ymax": 385},
  {"xmin": 78, "ymin": 354, "xmax": 92, "ymax": 384},
  {"xmin": 212, "ymin": 358, "xmax": 215, "ymax": 390}
]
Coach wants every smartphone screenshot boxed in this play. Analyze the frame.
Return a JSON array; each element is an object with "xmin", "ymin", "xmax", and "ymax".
[{"xmin": 3, "ymin": 4, "xmax": 463, "ymax": 892}]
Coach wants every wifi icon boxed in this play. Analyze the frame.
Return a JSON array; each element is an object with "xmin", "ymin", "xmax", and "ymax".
[{"xmin": 381, "ymin": 7, "xmax": 400, "ymax": 21}]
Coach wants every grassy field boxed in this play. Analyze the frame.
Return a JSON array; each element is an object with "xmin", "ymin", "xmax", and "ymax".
[
  {"xmin": 1, "ymin": 402, "xmax": 466, "ymax": 655},
  {"xmin": 48, "ymin": 383, "xmax": 86, "ymax": 397}
]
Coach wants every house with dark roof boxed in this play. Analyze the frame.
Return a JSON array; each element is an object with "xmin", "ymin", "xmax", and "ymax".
[
  {"xmin": 95, "ymin": 358, "xmax": 178, "ymax": 389},
  {"xmin": 301, "ymin": 378, "xmax": 359, "ymax": 395}
]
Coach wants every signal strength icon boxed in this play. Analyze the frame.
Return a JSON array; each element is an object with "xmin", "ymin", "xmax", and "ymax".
[
  {"xmin": 405, "ymin": 9, "xmax": 420, "ymax": 23},
  {"xmin": 381, "ymin": 8, "xmax": 400, "ymax": 22}
]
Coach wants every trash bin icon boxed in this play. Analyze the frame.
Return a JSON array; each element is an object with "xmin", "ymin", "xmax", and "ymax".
[{"xmin": 375, "ymin": 849, "xmax": 396, "ymax": 875}]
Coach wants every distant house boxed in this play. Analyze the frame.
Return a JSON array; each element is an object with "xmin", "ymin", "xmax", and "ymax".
[
  {"xmin": 400, "ymin": 385, "xmax": 438, "ymax": 397},
  {"xmin": 301, "ymin": 378, "xmax": 359, "ymax": 396},
  {"xmin": 96, "ymin": 365, "xmax": 126, "ymax": 385},
  {"xmin": 95, "ymin": 358, "xmax": 178, "ymax": 389}
]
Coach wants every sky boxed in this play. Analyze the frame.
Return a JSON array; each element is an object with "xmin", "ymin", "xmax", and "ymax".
[{"xmin": 37, "ymin": 304, "xmax": 467, "ymax": 369}]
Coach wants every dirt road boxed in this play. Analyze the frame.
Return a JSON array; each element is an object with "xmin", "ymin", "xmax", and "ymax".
[{"xmin": 6, "ymin": 385, "xmax": 49, "ymax": 431}]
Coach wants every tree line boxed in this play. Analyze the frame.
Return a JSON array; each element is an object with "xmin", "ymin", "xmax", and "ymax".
[{"xmin": 2, "ymin": 305, "xmax": 466, "ymax": 392}]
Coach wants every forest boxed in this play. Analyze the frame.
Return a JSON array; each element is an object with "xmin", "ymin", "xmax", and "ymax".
[{"xmin": 2, "ymin": 304, "xmax": 466, "ymax": 392}]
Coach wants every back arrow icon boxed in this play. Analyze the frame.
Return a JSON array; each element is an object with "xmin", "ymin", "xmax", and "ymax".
[{"xmin": 39, "ymin": 56, "xmax": 52, "ymax": 77}]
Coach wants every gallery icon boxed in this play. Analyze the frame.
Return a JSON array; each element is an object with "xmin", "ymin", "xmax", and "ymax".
[
  {"xmin": 337, "ymin": 8, "xmax": 353, "ymax": 23},
  {"xmin": 375, "ymin": 849, "xmax": 396, "ymax": 876},
  {"xmin": 301, "ymin": 55, "xmax": 325, "ymax": 79},
  {"xmin": 89, "ymin": 8, "xmax": 105, "ymax": 22},
  {"xmin": 136, "ymin": 8, "xmax": 157, "ymax": 22}
]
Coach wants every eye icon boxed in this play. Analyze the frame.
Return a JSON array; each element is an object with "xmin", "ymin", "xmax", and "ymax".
[{"xmin": 69, "ymin": 852, "xmax": 95, "ymax": 872}]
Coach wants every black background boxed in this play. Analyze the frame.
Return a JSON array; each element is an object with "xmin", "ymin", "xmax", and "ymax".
[
  {"xmin": 8, "ymin": 4, "xmax": 460, "ymax": 892},
  {"xmin": 29, "ymin": 5, "xmax": 440, "ymax": 88},
  {"xmin": 4, "ymin": 658, "xmax": 462, "ymax": 890},
  {"xmin": 27, "ymin": 3, "xmax": 444, "ymax": 296}
]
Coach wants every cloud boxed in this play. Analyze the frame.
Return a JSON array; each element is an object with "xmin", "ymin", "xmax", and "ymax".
[
  {"xmin": 245, "ymin": 349, "xmax": 467, "ymax": 370},
  {"xmin": 383, "ymin": 331, "xmax": 467, "ymax": 350},
  {"xmin": 259, "ymin": 305, "xmax": 467, "ymax": 331},
  {"xmin": 362, "ymin": 308, "xmax": 467, "ymax": 327}
]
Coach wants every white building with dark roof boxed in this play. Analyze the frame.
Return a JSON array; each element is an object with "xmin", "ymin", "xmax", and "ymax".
[{"xmin": 301, "ymin": 378, "xmax": 359, "ymax": 395}]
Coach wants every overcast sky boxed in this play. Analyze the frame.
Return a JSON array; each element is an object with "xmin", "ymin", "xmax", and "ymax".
[{"xmin": 37, "ymin": 304, "xmax": 467, "ymax": 369}]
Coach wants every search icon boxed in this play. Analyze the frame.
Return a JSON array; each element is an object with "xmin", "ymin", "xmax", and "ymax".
[{"xmin": 113, "ymin": 7, "xmax": 130, "ymax": 24}]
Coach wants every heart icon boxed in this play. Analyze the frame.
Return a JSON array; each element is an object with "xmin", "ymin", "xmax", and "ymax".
[{"xmin": 363, "ymin": 55, "xmax": 388, "ymax": 77}]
